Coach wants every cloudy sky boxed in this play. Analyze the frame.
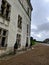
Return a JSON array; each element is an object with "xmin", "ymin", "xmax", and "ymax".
[{"xmin": 31, "ymin": 0, "xmax": 49, "ymax": 41}]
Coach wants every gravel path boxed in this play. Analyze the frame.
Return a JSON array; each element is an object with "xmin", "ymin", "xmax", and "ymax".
[{"xmin": 0, "ymin": 44, "xmax": 49, "ymax": 65}]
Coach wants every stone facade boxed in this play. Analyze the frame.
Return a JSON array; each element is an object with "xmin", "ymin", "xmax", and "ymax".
[{"xmin": 0, "ymin": 0, "xmax": 32, "ymax": 53}]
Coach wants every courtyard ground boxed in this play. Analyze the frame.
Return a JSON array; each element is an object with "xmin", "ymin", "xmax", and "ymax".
[{"xmin": 0, "ymin": 44, "xmax": 49, "ymax": 65}]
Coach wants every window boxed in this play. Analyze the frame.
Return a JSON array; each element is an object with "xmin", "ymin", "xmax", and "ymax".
[
  {"xmin": 3, "ymin": 30, "xmax": 7, "ymax": 36},
  {"xmin": 1, "ymin": 37, "xmax": 6, "ymax": 47},
  {"xmin": 0, "ymin": 0, "xmax": 11, "ymax": 21},
  {"xmin": 0, "ymin": 28, "xmax": 8, "ymax": 47},
  {"xmin": 27, "ymin": 7, "xmax": 29, "ymax": 16},
  {"xmin": 1, "ymin": 0, "xmax": 6, "ymax": 16},
  {"xmin": 27, "ymin": 8, "xmax": 29, "ymax": 13},
  {"xmin": 26, "ymin": 37, "xmax": 28, "ymax": 47},
  {"xmin": 18, "ymin": 15, "xmax": 22, "ymax": 29},
  {"xmin": 6, "ymin": 3, "xmax": 11, "ymax": 21},
  {"xmin": 0, "ymin": 0, "xmax": 2, "ymax": 14},
  {"xmin": 16, "ymin": 34, "xmax": 21, "ymax": 48},
  {"xmin": 27, "ymin": 24, "xmax": 29, "ymax": 36},
  {"xmin": 0, "ymin": 28, "xmax": 2, "ymax": 35}
]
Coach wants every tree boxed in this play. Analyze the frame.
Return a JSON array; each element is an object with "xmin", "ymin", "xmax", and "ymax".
[
  {"xmin": 30, "ymin": 37, "xmax": 33, "ymax": 47},
  {"xmin": 30, "ymin": 37, "xmax": 33, "ymax": 41}
]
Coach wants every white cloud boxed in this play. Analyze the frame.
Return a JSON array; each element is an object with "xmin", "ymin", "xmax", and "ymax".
[
  {"xmin": 31, "ymin": 25, "xmax": 37, "ymax": 30},
  {"xmin": 37, "ymin": 34, "xmax": 42, "ymax": 38},
  {"xmin": 44, "ymin": 0, "xmax": 49, "ymax": 2},
  {"xmin": 31, "ymin": 31, "xmax": 49, "ymax": 41},
  {"xmin": 44, "ymin": 0, "xmax": 49, "ymax": 5},
  {"xmin": 31, "ymin": 32, "xmax": 42, "ymax": 40},
  {"xmin": 46, "ymin": 17, "xmax": 49, "ymax": 21}
]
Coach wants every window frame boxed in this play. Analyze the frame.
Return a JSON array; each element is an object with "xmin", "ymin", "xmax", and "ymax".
[
  {"xmin": 18, "ymin": 15, "xmax": 22, "ymax": 29},
  {"xmin": 0, "ymin": 0, "xmax": 11, "ymax": 21},
  {"xmin": 0, "ymin": 28, "xmax": 8, "ymax": 48}
]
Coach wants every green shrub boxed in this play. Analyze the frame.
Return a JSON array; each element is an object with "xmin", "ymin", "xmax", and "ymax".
[{"xmin": 30, "ymin": 40, "xmax": 36, "ymax": 47}]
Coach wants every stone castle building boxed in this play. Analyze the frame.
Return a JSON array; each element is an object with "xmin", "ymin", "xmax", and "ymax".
[{"xmin": 0, "ymin": 0, "xmax": 32, "ymax": 53}]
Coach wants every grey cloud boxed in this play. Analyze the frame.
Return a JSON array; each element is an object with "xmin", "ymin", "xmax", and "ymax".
[
  {"xmin": 31, "ymin": 0, "xmax": 49, "ymax": 25},
  {"xmin": 31, "ymin": 22, "xmax": 49, "ymax": 33},
  {"xmin": 31, "ymin": 0, "xmax": 49, "ymax": 41},
  {"xmin": 37, "ymin": 23, "xmax": 49, "ymax": 31}
]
